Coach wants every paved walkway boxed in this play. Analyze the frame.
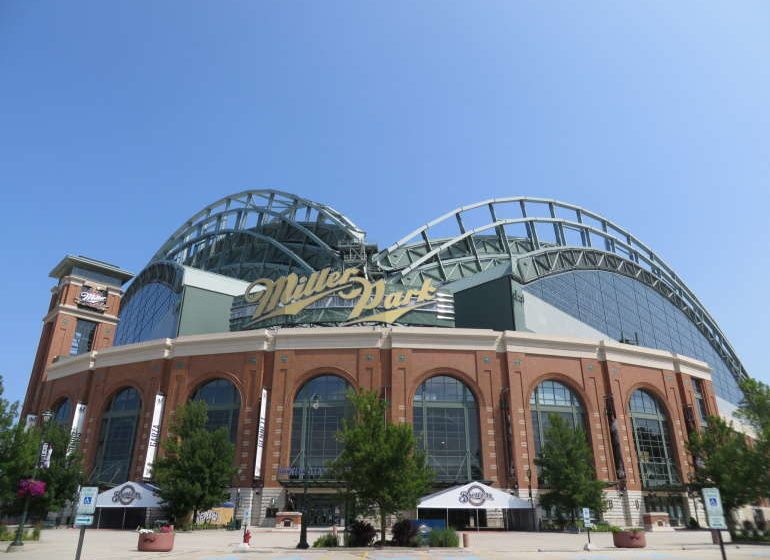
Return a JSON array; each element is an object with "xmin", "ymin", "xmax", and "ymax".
[{"xmin": 4, "ymin": 527, "xmax": 769, "ymax": 559}]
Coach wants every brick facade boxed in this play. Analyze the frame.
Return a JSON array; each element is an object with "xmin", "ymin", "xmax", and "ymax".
[{"xmin": 25, "ymin": 327, "xmax": 716, "ymax": 527}]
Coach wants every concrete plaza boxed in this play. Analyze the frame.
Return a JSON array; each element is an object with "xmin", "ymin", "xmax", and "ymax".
[{"xmin": 4, "ymin": 527, "xmax": 770, "ymax": 560}]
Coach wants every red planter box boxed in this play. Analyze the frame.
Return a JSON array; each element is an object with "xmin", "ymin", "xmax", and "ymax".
[
  {"xmin": 138, "ymin": 532, "xmax": 175, "ymax": 552},
  {"xmin": 612, "ymin": 531, "xmax": 646, "ymax": 548}
]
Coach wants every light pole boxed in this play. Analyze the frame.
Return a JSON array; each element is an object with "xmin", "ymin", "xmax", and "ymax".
[
  {"xmin": 297, "ymin": 394, "xmax": 320, "ymax": 549},
  {"xmin": 10, "ymin": 410, "xmax": 53, "ymax": 548},
  {"xmin": 526, "ymin": 468, "xmax": 536, "ymax": 531}
]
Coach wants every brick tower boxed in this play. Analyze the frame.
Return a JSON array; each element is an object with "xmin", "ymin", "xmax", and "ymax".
[{"xmin": 21, "ymin": 255, "xmax": 133, "ymax": 420}]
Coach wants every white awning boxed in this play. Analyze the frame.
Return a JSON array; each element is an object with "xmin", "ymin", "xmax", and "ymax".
[
  {"xmin": 417, "ymin": 482, "xmax": 531, "ymax": 510},
  {"xmin": 96, "ymin": 481, "xmax": 163, "ymax": 509}
]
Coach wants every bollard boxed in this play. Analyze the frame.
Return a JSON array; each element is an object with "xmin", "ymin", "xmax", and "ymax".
[{"xmin": 462, "ymin": 532, "xmax": 470, "ymax": 548}]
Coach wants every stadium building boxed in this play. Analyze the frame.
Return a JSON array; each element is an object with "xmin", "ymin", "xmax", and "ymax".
[{"xmin": 21, "ymin": 190, "xmax": 751, "ymax": 529}]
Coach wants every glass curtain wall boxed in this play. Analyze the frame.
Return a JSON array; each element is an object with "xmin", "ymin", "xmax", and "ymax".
[
  {"xmin": 192, "ymin": 379, "xmax": 241, "ymax": 442},
  {"xmin": 289, "ymin": 375, "xmax": 352, "ymax": 480},
  {"xmin": 530, "ymin": 380, "xmax": 586, "ymax": 455},
  {"xmin": 629, "ymin": 389, "xmax": 680, "ymax": 488},
  {"xmin": 93, "ymin": 388, "xmax": 142, "ymax": 484},
  {"xmin": 413, "ymin": 375, "xmax": 482, "ymax": 483}
]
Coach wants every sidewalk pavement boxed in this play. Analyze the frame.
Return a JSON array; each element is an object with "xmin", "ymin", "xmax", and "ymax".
[{"xmin": 4, "ymin": 526, "xmax": 769, "ymax": 560}]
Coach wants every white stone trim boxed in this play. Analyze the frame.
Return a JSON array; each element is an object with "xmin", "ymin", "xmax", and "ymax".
[
  {"xmin": 502, "ymin": 330, "xmax": 599, "ymax": 359},
  {"xmin": 43, "ymin": 326, "xmax": 715, "ymax": 388},
  {"xmin": 672, "ymin": 354, "xmax": 712, "ymax": 380},
  {"xmin": 43, "ymin": 305, "xmax": 119, "ymax": 325},
  {"xmin": 47, "ymin": 352, "xmax": 95, "ymax": 380},
  {"xmin": 93, "ymin": 339, "xmax": 172, "ymax": 369},
  {"xmin": 389, "ymin": 326, "xmax": 500, "ymax": 351},
  {"xmin": 170, "ymin": 330, "xmax": 272, "ymax": 357},
  {"xmin": 272, "ymin": 326, "xmax": 387, "ymax": 351},
  {"xmin": 599, "ymin": 340, "xmax": 676, "ymax": 371}
]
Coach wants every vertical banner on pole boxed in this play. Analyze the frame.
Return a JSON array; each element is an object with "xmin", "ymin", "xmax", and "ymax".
[
  {"xmin": 254, "ymin": 389, "xmax": 268, "ymax": 478},
  {"xmin": 67, "ymin": 403, "xmax": 87, "ymax": 455},
  {"xmin": 24, "ymin": 414, "xmax": 38, "ymax": 431},
  {"xmin": 142, "ymin": 394, "xmax": 165, "ymax": 480}
]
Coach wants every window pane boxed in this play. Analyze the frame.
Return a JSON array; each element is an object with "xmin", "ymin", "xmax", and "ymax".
[
  {"xmin": 413, "ymin": 375, "xmax": 481, "ymax": 483},
  {"xmin": 70, "ymin": 320, "xmax": 97, "ymax": 356}
]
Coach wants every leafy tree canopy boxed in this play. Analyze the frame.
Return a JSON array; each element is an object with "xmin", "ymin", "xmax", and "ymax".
[
  {"xmin": 687, "ymin": 414, "xmax": 763, "ymax": 524},
  {"xmin": 152, "ymin": 400, "xmax": 236, "ymax": 525},
  {"xmin": 0, "ymin": 378, "xmax": 83, "ymax": 518},
  {"xmin": 534, "ymin": 414, "xmax": 605, "ymax": 523},
  {"xmin": 329, "ymin": 389, "xmax": 433, "ymax": 543}
]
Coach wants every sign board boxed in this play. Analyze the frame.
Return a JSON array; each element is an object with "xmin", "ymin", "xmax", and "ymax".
[
  {"xmin": 142, "ymin": 394, "xmax": 165, "ymax": 479},
  {"xmin": 38, "ymin": 442, "xmax": 53, "ymax": 469},
  {"xmin": 67, "ymin": 403, "xmax": 87, "ymax": 456},
  {"xmin": 243, "ymin": 266, "xmax": 438, "ymax": 325},
  {"xmin": 74, "ymin": 515, "xmax": 93, "ymax": 526},
  {"xmin": 703, "ymin": 487, "xmax": 727, "ymax": 529},
  {"xmin": 253, "ymin": 389, "xmax": 267, "ymax": 478},
  {"xmin": 77, "ymin": 487, "xmax": 99, "ymax": 515},
  {"xmin": 582, "ymin": 507, "xmax": 593, "ymax": 528}
]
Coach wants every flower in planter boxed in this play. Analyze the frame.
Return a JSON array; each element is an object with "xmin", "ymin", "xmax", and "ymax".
[{"xmin": 17, "ymin": 479, "xmax": 46, "ymax": 497}]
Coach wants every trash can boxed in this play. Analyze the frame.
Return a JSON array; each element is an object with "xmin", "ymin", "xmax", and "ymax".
[{"xmin": 462, "ymin": 533, "xmax": 470, "ymax": 548}]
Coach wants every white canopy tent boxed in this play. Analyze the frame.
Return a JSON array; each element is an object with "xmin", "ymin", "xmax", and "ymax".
[
  {"xmin": 96, "ymin": 481, "xmax": 162, "ymax": 509},
  {"xmin": 417, "ymin": 482, "xmax": 532, "ymax": 531},
  {"xmin": 94, "ymin": 481, "xmax": 163, "ymax": 529}
]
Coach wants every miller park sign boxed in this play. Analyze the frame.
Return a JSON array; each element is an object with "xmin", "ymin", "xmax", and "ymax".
[{"xmin": 242, "ymin": 266, "xmax": 444, "ymax": 326}]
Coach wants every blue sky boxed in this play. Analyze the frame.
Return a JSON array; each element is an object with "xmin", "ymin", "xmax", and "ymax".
[{"xmin": 1, "ymin": 1, "xmax": 768, "ymax": 405}]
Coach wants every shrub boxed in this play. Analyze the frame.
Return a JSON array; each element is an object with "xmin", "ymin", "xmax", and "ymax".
[
  {"xmin": 347, "ymin": 520, "xmax": 376, "ymax": 547},
  {"xmin": 687, "ymin": 517, "xmax": 700, "ymax": 529},
  {"xmin": 313, "ymin": 533, "xmax": 339, "ymax": 548},
  {"xmin": 428, "ymin": 527, "xmax": 459, "ymax": 547},
  {"xmin": 743, "ymin": 519, "xmax": 756, "ymax": 533},
  {"xmin": 391, "ymin": 519, "xmax": 418, "ymax": 546}
]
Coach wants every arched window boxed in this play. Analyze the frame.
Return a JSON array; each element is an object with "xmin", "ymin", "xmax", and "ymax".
[
  {"xmin": 52, "ymin": 398, "xmax": 72, "ymax": 426},
  {"xmin": 93, "ymin": 388, "xmax": 141, "ymax": 484},
  {"xmin": 530, "ymin": 380, "xmax": 586, "ymax": 455},
  {"xmin": 192, "ymin": 379, "xmax": 241, "ymax": 443},
  {"xmin": 290, "ymin": 375, "xmax": 352, "ymax": 480},
  {"xmin": 413, "ymin": 375, "xmax": 481, "ymax": 483},
  {"xmin": 629, "ymin": 389, "xmax": 679, "ymax": 487}
]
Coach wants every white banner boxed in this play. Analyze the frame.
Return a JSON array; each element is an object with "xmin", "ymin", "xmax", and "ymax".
[
  {"xmin": 254, "ymin": 389, "xmax": 267, "ymax": 478},
  {"xmin": 142, "ymin": 394, "xmax": 165, "ymax": 480},
  {"xmin": 24, "ymin": 414, "xmax": 37, "ymax": 431},
  {"xmin": 39, "ymin": 442, "xmax": 53, "ymax": 469},
  {"xmin": 67, "ymin": 403, "xmax": 87, "ymax": 456}
]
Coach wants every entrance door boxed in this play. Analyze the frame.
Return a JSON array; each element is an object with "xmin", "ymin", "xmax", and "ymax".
[
  {"xmin": 644, "ymin": 495, "xmax": 686, "ymax": 527},
  {"xmin": 303, "ymin": 495, "xmax": 343, "ymax": 527}
]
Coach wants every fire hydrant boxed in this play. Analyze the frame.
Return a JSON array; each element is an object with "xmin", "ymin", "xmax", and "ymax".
[{"xmin": 243, "ymin": 529, "xmax": 252, "ymax": 545}]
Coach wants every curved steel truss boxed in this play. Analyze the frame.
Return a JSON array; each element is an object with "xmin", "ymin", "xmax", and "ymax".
[
  {"xmin": 374, "ymin": 197, "xmax": 748, "ymax": 383},
  {"xmin": 151, "ymin": 189, "xmax": 366, "ymax": 280}
]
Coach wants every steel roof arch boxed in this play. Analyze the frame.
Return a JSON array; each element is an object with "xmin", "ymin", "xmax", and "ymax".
[{"xmin": 374, "ymin": 197, "xmax": 747, "ymax": 383}]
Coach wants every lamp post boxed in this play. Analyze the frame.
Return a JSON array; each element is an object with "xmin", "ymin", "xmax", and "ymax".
[
  {"xmin": 297, "ymin": 394, "xmax": 320, "ymax": 549},
  {"xmin": 526, "ymin": 468, "xmax": 536, "ymax": 531},
  {"xmin": 10, "ymin": 410, "xmax": 53, "ymax": 548}
]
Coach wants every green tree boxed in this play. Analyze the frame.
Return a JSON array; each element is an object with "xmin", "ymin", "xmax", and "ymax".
[
  {"xmin": 687, "ymin": 415, "xmax": 762, "ymax": 534},
  {"xmin": 329, "ymin": 390, "xmax": 433, "ymax": 545},
  {"xmin": 736, "ymin": 378, "xmax": 770, "ymax": 435},
  {"xmin": 0, "ymin": 378, "xmax": 37, "ymax": 511},
  {"xmin": 152, "ymin": 400, "xmax": 236, "ymax": 525},
  {"xmin": 534, "ymin": 414, "xmax": 605, "ymax": 526}
]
